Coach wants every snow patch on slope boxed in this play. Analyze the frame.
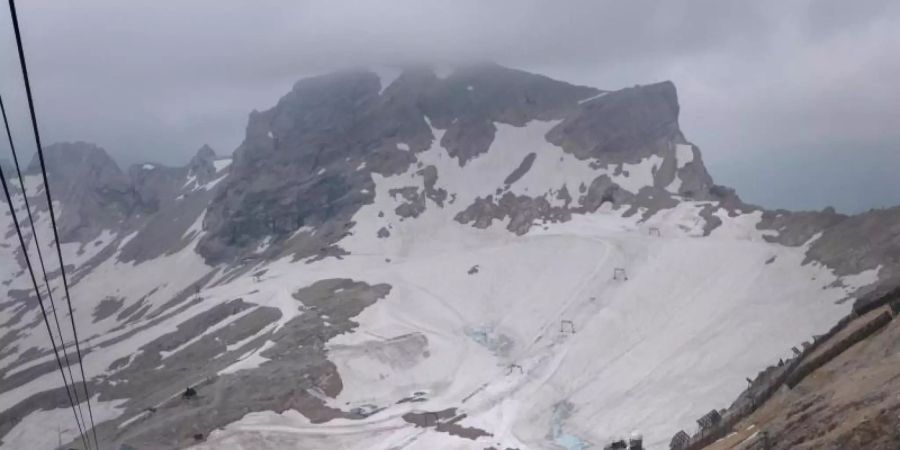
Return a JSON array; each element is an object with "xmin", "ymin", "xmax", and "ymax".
[
  {"xmin": 675, "ymin": 144, "xmax": 694, "ymax": 169},
  {"xmin": 177, "ymin": 152, "xmax": 879, "ymax": 449},
  {"xmin": 213, "ymin": 158, "xmax": 232, "ymax": 172}
]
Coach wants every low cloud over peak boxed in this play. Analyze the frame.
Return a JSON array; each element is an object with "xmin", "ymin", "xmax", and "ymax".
[{"xmin": 1, "ymin": 0, "xmax": 898, "ymax": 212}]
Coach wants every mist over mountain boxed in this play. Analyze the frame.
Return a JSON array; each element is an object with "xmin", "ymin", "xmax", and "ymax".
[{"xmin": 3, "ymin": 1, "xmax": 900, "ymax": 213}]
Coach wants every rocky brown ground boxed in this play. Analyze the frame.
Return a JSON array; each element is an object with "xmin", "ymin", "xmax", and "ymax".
[{"xmin": 705, "ymin": 307, "xmax": 900, "ymax": 450}]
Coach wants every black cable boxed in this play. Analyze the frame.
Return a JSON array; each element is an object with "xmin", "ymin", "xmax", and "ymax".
[
  {"xmin": 0, "ymin": 165, "xmax": 90, "ymax": 450},
  {"xmin": 0, "ymin": 93, "xmax": 91, "ymax": 446},
  {"xmin": 7, "ymin": 0, "xmax": 100, "ymax": 447}
]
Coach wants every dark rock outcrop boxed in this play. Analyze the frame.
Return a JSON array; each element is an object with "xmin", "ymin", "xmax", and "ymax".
[
  {"xmin": 504, "ymin": 152, "xmax": 537, "ymax": 186},
  {"xmin": 188, "ymin": 144, "xmax": 218, "ymax": 184},
  {"xmin": 547, "ymin": 82, "xmax": 680, "ymax": 163}
]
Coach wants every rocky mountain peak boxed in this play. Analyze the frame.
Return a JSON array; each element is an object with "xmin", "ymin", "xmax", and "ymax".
[
  {"xmin": 21, "ymin": 142, "xmax": 133, "ymax": 242},
  {"xmin": 195, "ymin": 65, "xmax": 720, "ymax": 263},
  {"xmin": 188, "ymin": 144, "xmax": 218, "ymax": 184},
  {"xmin": 26, "ymin": 141, "xmax": 127, "ymax": 185},
  {"xmin": 194, "ymin": 143, "xmax": 216, "ymax": 159}
]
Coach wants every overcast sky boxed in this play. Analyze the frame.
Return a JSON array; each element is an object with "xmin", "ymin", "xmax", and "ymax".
[{"xmin": 1, "ymin": 0, "xmax": 898, "ymax": 213}]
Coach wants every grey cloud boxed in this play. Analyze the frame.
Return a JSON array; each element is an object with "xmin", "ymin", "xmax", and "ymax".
[{"xmin": 0, "ymin": 0, "xmax": 898, "ymax": 213}]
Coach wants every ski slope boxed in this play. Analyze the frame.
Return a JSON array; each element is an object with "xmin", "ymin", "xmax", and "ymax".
[
  {"xmin": 185, "ymin": 205, "xmax": 860, "ymax": 449},
  {"xmin": 186, "ymin": 121, "xmax": 865, "ymax": 449}
]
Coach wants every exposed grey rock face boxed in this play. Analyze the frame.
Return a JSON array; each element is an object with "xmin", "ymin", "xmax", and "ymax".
[
  {"xmin": 424, "ymin": 64, "xmax": 599, "ymax": 166},
  {"xmin": 128, "ymin": 163, "xmax": 186, "ymax": 214},
  {"xmin": 8, "ymin": 142, "xmax": 229, "ymax": 273},
  {"xmin": 578, "ymin": 175, "xmax": 632, "ymax": 212},
  {"xmin": 197, "ymin": 71, "xmax": 387, "ymax": 263},
  {"xmin": 8, "ymin": 64, "xmax": 900, "ymax": 313},
  {"xmin": 390, "ymin": 186, "xmax": 426, "ymax": 219},
  {"xmin": 13, "ymin": 70, "xmax": 835, "ymax": 273},
  {"xmin": 25, "ymin": 142, "xmax": 135, "ymax": 243},
  {"xmin": 0, "ymin": 142, "xmax": 237, "ymax": 332},
  {"xmin": 107, "ymin": 279, "xmax": 390, "ymax": 449},
  {"xmin": 674, "ymin": 146, "xmax": 715, "ymax": 198},
  {"xmin": 504, "ymin": 152, "xmax": 537, "ymax": 186},
  {"xmin": 417, "ymin": 165, "xmax": 448, "ymax": 206},
  {"xmin": 449, "ymin": 81, "xmax": 724, "ymax": 236},
  {"xmin": 754, "ymin": 204, "xmax": 900, "ymax": 302},
  {"xmin": 806, "ymin": 207, "xmax": 900, "ymax": 279},
  {"xmin": 547, "ymin": 82, "xmax": 680, "ymax": 163},
  {"xmin": 0, "ymin": 278, "xmax": 391, "ymax": 450},
  {"xmin": 196, "ymin": 64, "xmax": 599, "ymax": 264},
  {"xmin": 759, "ymin": 208, "xmax": 847, "ymax": 247},
  {"xmin": 117, "ymin": 154, "xmax": 220, "ymax": 264},
  {"xmin": 188, "ymin": 67, "xmax": 728, "ymax": 263},
  {"xmin": 92, "ymin": 296, "xmax": 125, "ymax": 322},
  {"xmin": 456, "ymin": 193, "xmax": 571, "ymax": 235},
  {"xmin": 548, "ymin": 82, "xmax": 717, "ymax": 203},
  {"xmin": 188, "ymin": 145, "xmax": 218, "ymax": 184},
  {"xmin": 19, "ymin": 65, "xmax": 896, "ymax": 287}
]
